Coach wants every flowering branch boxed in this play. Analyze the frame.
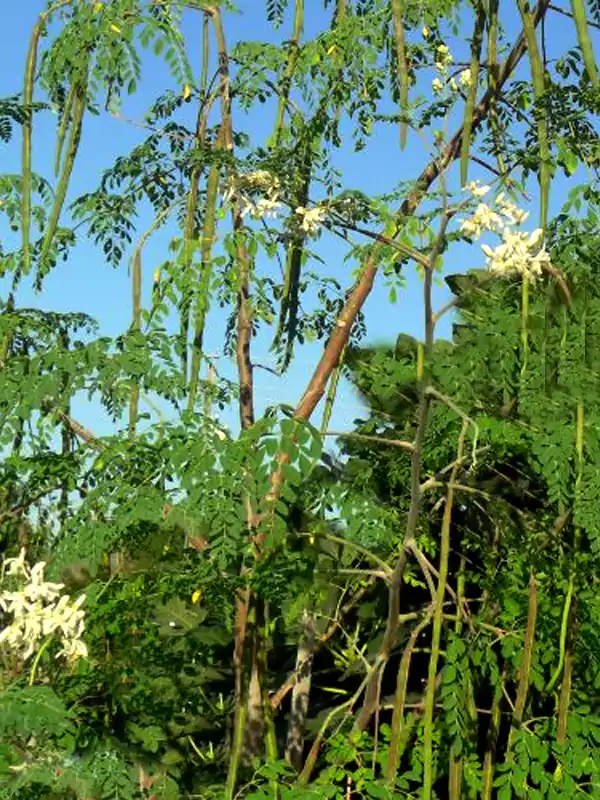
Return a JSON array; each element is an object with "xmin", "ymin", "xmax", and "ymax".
[{"xmin": 0, "ymin": 549, "xmax": 87, "ymax": 675}]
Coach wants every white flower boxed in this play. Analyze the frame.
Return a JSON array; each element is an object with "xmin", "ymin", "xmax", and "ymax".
[
  {"xmin": 465, "ymin": 181, "xmax": 491, "ymax": 199},
  {"xmin": 224, "ymin": 170, "xmax": 282, "ymax": 222},
  {"xmin": 460, "ymin": 202, "xmax": 502, "ymax": 238},
  {"xmin": 244, "ymin": 170, "xmax": 280, "ymax": 193},
  {"xmin": 0, "ymin": 552, "xmax": 87, "ymax": 668},
  {"xmin": 221, "ymin": 176, "xmax": 237, "ymax": 204},
  {"xmin": 2, "ymin": 548, "xmax": 28, "ymax": 578},
  {"xmin": 435, "ymin": 44, "xmax": 453, "ymax": 72},
  {"xmin": 459, "ymin": 68, "xmax": 472, "ymax": 89},
  {"xmin": 432, "ymin": 77, "xmax": 444, "ymax": 95},
  {"xmin": 496, "ymin": 193, "xmax": 529, "ymax": 225},
  {"xmin": 481, "ymin": 227, "xmax": 550, "ymax": 281},
  {"xmin": 296, "ymin": 205, "xmax": 327, "ymax": 236},
  {"xmin": 56, "ymin": 637, "xmax": 88, "ymax": 663},
  {"xmin": 252, "ymin": 196, "xmax": 282, "ymax": 219}
]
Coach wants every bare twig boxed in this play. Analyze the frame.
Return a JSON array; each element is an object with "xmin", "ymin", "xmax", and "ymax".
[{"xmin": 323, "ymin": 430, "xmax": 414, "ymax": 451}]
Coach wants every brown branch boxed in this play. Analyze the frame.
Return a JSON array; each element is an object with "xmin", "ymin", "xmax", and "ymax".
[
  {"xmin": 52, "ymin": 409, "xmax": 101, "ymax": 447},
  {"xmin": 209, "ymin": 8, "xmax": 254, "ymax": 431},
  {"xmin": 207, "ymin": 8, "xmax": 262, "ymax": 788}
]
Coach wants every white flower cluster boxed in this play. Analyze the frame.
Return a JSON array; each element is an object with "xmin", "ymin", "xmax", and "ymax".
[
  {"xmin": 435, "ymin": 44, "xmax": 452, "ymax": 72},
  {"xmin": 459, "ymin": 68, "xmax": 473, "ymax": 89},
  {"xmin": 0, "ymin": 549, "xmax": 87, "ymax": 664},
  {"xmin": 295, "ymin": 205, "xmax": 328, "ymax": 236},
  {"xmin": 222, "ymin": 169, "xmax": 328, "ymax": 237},
  {"xmin": 460, "ymin": 181, "xmax": 551, "ymax": 281},
  {"xmin": 431, "ymin": 42, "xmax": 472, "ymax": 95},
  {"xmin": 223, "ymin": 170, "xmax": 283, "ymax": 221}
]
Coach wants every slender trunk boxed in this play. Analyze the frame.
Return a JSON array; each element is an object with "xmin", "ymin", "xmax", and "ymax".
[
  {"xmin": 207, "ymin": 9, "xmax": 264, "ymax": 792},
  {"xmin": 481, "ymin": 662, "xmax": 508, "ymax": 800},
  {"xmin": 422, "ymin": 423, "xmax": 467, "ymax": 799},
  {"xmin": 353, "ymin": 219, "xmax": 449, "ymax": 736},
  {"xmin": 557, "ymin": 599, "xmax": 576, "ymax": 744},
  {"xmin": 448, "ymin": 555, "xmax": 467, "ymax": 800},
  {"xmin": 506, "ymin": 572, "xmax": 538, "ymax": 758},
  {"xmin": 387, "ymin": 610, "xmax": 434, "ymax": 783},
  {"xmin": 285, "ymin": 609, "xmax": 315, "ymax": 770}
]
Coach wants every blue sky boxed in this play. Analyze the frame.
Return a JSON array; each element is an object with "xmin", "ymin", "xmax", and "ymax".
[{"xmin": 0, "ymin": 1, "xmax": 588, "ymax": 440}]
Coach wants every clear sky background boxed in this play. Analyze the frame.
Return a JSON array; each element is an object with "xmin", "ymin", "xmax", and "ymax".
[{"xmin": 0, "ymin": 1, "xmax": 588, "ymax": 440}]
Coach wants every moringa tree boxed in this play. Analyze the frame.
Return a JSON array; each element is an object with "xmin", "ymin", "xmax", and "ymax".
[{"xmin": 2, "ymin": 0, "xmax": 600, "ymax": 797}]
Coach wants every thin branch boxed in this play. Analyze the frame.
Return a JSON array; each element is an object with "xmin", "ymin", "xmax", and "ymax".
[
  {"xmin": 549, "ymin": 1, "xmax": 600, "ymax": 29},
  {"xmin": 420, "ymin": 446, "xmax": 490, "ymax": 492},
  {"xmin": 323, "ymin": 430, "xmax": 415, "ymax": 451},
  {"xmin": 58, "ymin": 411, "xmax": 101, "ymax": 447},
  {"xmin": 270, "ymin": 580, "xmax": 375, "ymax": 711}
]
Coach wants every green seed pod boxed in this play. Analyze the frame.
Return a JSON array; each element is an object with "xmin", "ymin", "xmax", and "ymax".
[
  {"xmin": 460, "ymin": 2, "xmax": 486, "ymax": 186},
  {"xmin": 487, "ymin": 0, "xmax": 507, "ymax": 175},
  {"xmin": 21, "ymin": 22, "xmax": 43, "ymax": 276},
  {"xmin": 54, "ymin": 83, "xmax": 75, "ymax": 178},
  {"xmin": 187, "ymin": 132, "xmax": 222, "ymax": 411},
  {"xmin": 272, "ymin": 0, "xmax": 304, "ymax": 146},
  {"xmin": 38, "ymin": 87, "xmax": 85, "ymax": 278},
  {"xmin": 517, "ymin": 0, "xmax": 550, "ymax": 228},
  {"xmin": 392, "ymin": 0, "xmax": 409, "ymax": 150},
  {"xmin": 571, "ymin": 0, "xmax": 599, "ymax": 88}
]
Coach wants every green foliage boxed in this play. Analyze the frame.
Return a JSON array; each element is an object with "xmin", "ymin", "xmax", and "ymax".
[{"xmin": 5, "ymin": 0, "xmax": 600, "ymax": 798}]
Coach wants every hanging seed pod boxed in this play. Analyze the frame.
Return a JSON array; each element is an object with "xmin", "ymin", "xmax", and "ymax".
[
  {"xmin": 517, "ymin": 0, "xmax": 550, "ymax": 228},
  {"xmin": 179, "ymin": 180, "xmax": 199, "ymax": 383},
  {"xmin": 272, "ymin": 0, "xmax": 304, "ymax": 146},
  {"xmin": 128, "ymin": 201, "xmax": 180, "ymax": 437},
  {"xmin": 180, "ymin": 14, "xmax": 211, "ymax": 383},
  {"xmin": 273, "ymin": 145, "xmax": 312, "ymax": 370},
  {"xmin": 187, "ymin": 131, "xmax": 222, "ymax": 412},
  {"xmin": 38, "ymin": 84, "xmax": 85, "ymax": 280},
  {"xmin": 571, "ymin": 0, "xmax": 599, "ymax": 87},
  {"xmin": 460, "ymin": 1, "xmax": 486, "ymax": 186},
  {"xmin": 331, "ymin": 0, "xmax": 347, "ymax": 126},
  {"xmin": 391, "ymin": 0, "xmax": 409, "ymax": 150},
  {"xmin": 21, "ymin": 21, "xmax": 44, "ymax": 276},
  {"xmin": 334, "ymin": 0, "xmax": 347, "ymax": 26},
  {"xmin": 54, "ymin": 83, "xmax": 75, "ymax": 178},
  {"xmin": 487, "ymin": 0, "xmax": 507, "ymax": 175}
]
